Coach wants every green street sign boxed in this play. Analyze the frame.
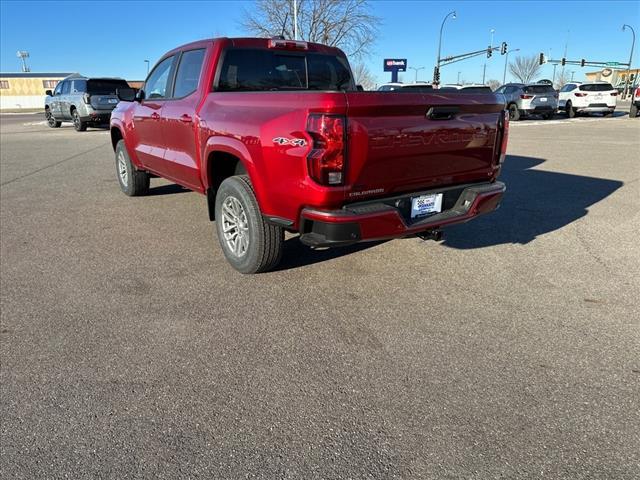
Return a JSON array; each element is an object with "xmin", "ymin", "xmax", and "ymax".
[{"xmin": 606, "ymin": 62, "xmax": 620, "ymax": 66}]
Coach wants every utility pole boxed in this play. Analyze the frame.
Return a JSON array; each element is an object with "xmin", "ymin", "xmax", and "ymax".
[
  {"xmin": 622, "ymin": 24, "xmax": 635, "ymax": 99},
  {"xmin": 144, "ymin": 60, "xmax": 150, "ymax": 76},
  {"xmin": 482, "ymin": 28, "xmax": 495, "ymax": 84},
  {"xmin": 571, "ymin": 70, "xmax": 575, "ymax": 81},
  {"xmin": 293, "ymin": 0, "xmax": 298, "ymax": 40},
  {"xmin": 409, "ymin": 66, "xmax": 425, "ymax": 82},
  {"xmin": 503, "ymin": 48, "xmax": 519, "ymax": 85},
  {"xmin": 457, "ymin": 71, "xmax": 461, "ymax": 84}
]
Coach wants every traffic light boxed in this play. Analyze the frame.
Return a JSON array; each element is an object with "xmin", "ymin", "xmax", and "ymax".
[
  {"xmin": 539, "ymin": 53, "xmax": 545, "ymax": 65},
  {"xmin": 580, "ymin": 59, "xmax": 586, "ymax": 67},
  {"xmin": 501, "ymin": 42, "xmax": 507, "ymax": 55},
  {"xmin": 433, "ymin": 66, "xmax": 440, "ymax": 84},
  {"xmin": 561, "ymin": 58, "xmax": 566, "ymax": 66},
  {"xmin": 487, "ymin": 46, "xmax": 492, "ymax": 58}
]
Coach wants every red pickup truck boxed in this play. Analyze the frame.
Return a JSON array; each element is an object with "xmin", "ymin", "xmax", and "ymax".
[{"xmin": 110, "ymin": 37, "xmax": 508, "ymax": 273}]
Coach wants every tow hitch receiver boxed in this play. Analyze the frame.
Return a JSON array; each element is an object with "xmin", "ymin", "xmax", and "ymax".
[{"xmin": 417, "ymin": 230, "xmax": 444, "ymax": 241}]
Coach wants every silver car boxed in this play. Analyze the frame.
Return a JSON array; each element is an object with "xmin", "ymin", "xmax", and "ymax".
[
  {"xmin": 45, "ymin": 75, "xmax": 130, "ymax": 131},
  {"xmin": 495, "ymin": 83, "xmax": 558, "ymax": 121}
]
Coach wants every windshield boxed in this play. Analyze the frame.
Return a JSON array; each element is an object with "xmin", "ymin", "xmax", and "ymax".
[
  {"xmin": 579, "ymin": 83, "xmax": 614, "ymax": 92},
  {"xmin": 217, "ymin": 48, "xmax": 354, "ymax": 92},
  {"xmin": 87, "ymin": 79, "xmax": 129, "ymax": 95}
]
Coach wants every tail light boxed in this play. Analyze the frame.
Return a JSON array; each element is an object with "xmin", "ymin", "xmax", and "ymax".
[
  {"xmin": 610, "ymin": 92, "xmax": 618, "ymax": 96},
  {"xmin": 520, "ymin": 94, "xmax": 533, "ymax": 99},
  {"xmin": 268, "ymin": 39, "xmax": 308, "ymax": 50},
  {"xmin": 83, "ymin": 93, "xmax": 91, "ymax": 104},
  {"xmin": 497, "ymin": 110, "xmax": 509, "ymax": 165},
  {"xmin": 306, "ymin": 114, "xmax": 346, "ymax": 186},
  {"xmin": 575, "ymin": 92, "xmax": 588, "ymax": 97},
  {"xmin": 635, "ymin": 87, "xmax": 640, "ymax": 97}
]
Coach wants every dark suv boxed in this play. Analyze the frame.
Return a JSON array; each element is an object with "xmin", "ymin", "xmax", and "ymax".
[{"xmin": 45, "ymin": 75, "xmax": 130, "ymax": 131}]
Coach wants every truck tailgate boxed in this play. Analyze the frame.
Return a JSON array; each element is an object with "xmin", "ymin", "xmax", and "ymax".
[{"xmin": 344, "ymin": 92, "xmax": 505, "ymax": 197}]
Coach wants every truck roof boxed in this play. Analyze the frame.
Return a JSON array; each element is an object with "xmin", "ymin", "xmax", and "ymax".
[{"xmin": 163, "ymin": 37, "xmax": 347, "ymax": 58}]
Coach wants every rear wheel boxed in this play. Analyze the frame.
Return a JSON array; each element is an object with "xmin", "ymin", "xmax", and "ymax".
[
  {"xmin": 72, "ymin": 109, "xmax": 87, "ymax": 131},
  {"xmin": 508, "ymin": 103, "xmax": 520, "ymax": 121},
  {"xmin": 45, "ymin": 109, "xmax": 61, "ymax": 128},
  {"xmin": 115, "ymin": 140, "xmax": 149, "ymax": 196},
  {"xmin": 631, "ymin": 103, "xmax": 639, "ymax": 118},
  {"xmin": 214, "ymin": 175, "xmax": 284, "ymax": 274},
  {"xmin": 542, "ymin": 112, "xmax": 554, "ymax": 120},
  {"xmin": 566, "ymin": 101, "xmax": 575, "ymax": 118}
]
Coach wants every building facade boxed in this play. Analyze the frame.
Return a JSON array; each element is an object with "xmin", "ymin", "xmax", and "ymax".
[
  {"xmin": 0, "ymin": 72, "xmax": 76, "ymax": 110},
  {"xmin": 584, "ymin": 68, "xmax": 640, "ymax": 90}
]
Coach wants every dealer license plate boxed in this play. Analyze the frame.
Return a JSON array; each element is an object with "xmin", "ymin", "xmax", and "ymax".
[
  {"xmin": 411, "ymin": 193, "xmax": 443, "ymax": 218},
  {"xmin": 539, "ymin": 97, "xmax": 547, "ymax": 102}
]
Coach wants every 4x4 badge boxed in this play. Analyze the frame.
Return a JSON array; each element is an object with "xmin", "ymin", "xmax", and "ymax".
[{"xmin": 273, "ymin": 137, "xmax": 307, "ymax": 147}]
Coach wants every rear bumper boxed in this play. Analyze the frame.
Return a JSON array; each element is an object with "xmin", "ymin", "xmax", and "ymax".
[
  {"xmin": 299, "ymin": 181, "xmax": 506, "ymax": 247},
  {"xmin": 81, "ymin": 111, "xmax": 112, "ymax": 123}
]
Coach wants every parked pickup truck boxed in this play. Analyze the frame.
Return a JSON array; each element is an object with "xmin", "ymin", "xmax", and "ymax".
[{"xmin": 110, "ymin": 37, "xmax": 508, "ymax": 273}]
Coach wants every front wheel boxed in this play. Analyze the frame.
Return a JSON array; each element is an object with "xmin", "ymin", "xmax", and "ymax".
[
  {"xmin": 45, "ymin": 109, "xmax": 61, "ymax": 128},
  {"xmin": 115, "ymin": 140, "xmax": 149, "ymax": 196},
  {"xmin": 214, "ymin": 175, "xmax": 284, "ymax": 274},
  {"xmin": 72, "ymin": 109, "xmax": 87, "ymax": 131}
]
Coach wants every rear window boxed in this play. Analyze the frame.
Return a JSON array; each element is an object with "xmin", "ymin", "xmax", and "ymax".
[
  {"xmin": 87, "ymin": 79, "xmax": 130, "ymax": 95},
  {"xmin": 579, "ymin": 83, "xmax": 614, "ymax": 92},
  {"xmin": 523, "ymin": 85, "xmax": 555, "ymax": 94},
  {"xmin": 217, "ymin": 48, "xmax": 354, "ymax": 92}
]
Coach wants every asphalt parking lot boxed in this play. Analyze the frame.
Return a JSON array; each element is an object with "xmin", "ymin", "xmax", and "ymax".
[{"xmin": 1, "ymin": 111, "xmax": 639, "ymax": 479}]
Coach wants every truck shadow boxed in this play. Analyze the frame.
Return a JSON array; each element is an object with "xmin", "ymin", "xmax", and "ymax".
[
  {"xmin": 276, "ymin": 239, "xmax": 386, "ymax": 271},
  {"xmin": 441, "ymin": 155, "xmax": 624, "ymax": 249}
]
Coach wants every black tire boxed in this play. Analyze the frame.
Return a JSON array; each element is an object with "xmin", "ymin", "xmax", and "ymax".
[
  {"xmin": 631, "ymin": 103, "xmax": 639, "ymax": 118},
  {"xmin": 45, "ymin": 109, "xmax": 61, "ymax": 128},
  {"xmin": 542, "ymin": 112, "xmax": 554, "ymax": 120},
  {"xmin": 71, "ymin": 108, "xmax": 87, "ymax": 131},
  {"xmin": 214, "ymin": 175, "xmax": 284, "ymax": 274},
  {"xmin": 115, "ymin": 140, "xmax": 149, "ymax": 196},
  {"xmin": 566, "ymin": 101, "xmax": 575, "ymax": 118},
  {"xmin": 508, "ymin": 103, "xmax": 520, "ymax": 121}
]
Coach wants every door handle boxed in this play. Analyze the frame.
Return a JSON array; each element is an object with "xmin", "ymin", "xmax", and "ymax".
[
  {"xmin": 179, "ymin": 114, "xmax": 193, "ymax": 124},
  {"xmin": 427, "ymin": 106, "xmax": 459, "ymax": 120},
  {"xmin": 151, "ymin": 112, "xmax": 160, "ymax": 120}
]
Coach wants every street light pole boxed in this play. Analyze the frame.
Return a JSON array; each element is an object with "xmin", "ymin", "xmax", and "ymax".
[
  {"xmin": 457, "ymin": 71, "xmax": 461, "ymax": 84},
  {"xmin": 409, "ymin": 66, "xmax": 425, "ymax": 83},
  {"xmin": 144, "ymin": 60, "xmax": 150, "ymax": 76},
  {"xmin": 435, "ymin": 10, "xmax": 456, "ymax": 84},
  {"xmin": 622, "ymin": 24, "xmax": 635, "ymax": 99},
  {"xmin": 503, "ymin": 48, "xmax": 520, "ymax": 85},
  {"xmin": 482, "ymin": 28, "xmax": 495, "ymax": 84},
  {"xmin": 571, "ymin": 71, "xmax": 575, "ymax": 81}
]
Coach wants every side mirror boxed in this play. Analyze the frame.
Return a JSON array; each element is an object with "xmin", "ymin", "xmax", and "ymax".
[
  {"xmin": 45, "ymin": 90, "xmax": 53, "ymax": 96},
  {"xmin": 116, "ymin": 88, "xmax": 137, "ymax": 102},
  {"xmin": 356, "ymin": 84, "xmax": 364, "ymax": 91},
  {"xmin": 136, "ymin": 89, "xmax": 145, "ymax": 102}
]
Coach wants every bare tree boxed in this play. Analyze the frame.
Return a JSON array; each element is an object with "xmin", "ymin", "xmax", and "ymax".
[
  {"xmin": 554, "ymin": 70, "xmax": 570, "ymax": 90},
  {"xmin": 240, "ymin": 0, "xmax": 380, "ymax": 58},
  {"xmin": 487, "ymin": 79, "xmax": 501, "ymax": 91},
  {"xmin": 352, "ymin": 63, "xmax": 376, "ymax": 90},
  {"xmin": 508, "ymin": 55, "xmax": 543, "ymax": 83}
]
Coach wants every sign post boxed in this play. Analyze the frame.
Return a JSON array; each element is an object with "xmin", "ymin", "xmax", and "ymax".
[{"xmin": 383, "ymin": 59, "xmax": 407, "ymax": 83}]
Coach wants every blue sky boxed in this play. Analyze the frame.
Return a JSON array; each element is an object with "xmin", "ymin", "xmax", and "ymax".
[{"xmin": 1, "ymin": 0, "xmax": 638, "ymax": 85}]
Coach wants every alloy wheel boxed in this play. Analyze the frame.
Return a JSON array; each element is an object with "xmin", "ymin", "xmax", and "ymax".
[{"xmin": 221, "ymin": 195, "xmax": 250, "ymax": 258}]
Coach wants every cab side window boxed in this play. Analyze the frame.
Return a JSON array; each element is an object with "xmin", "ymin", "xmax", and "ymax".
[
  {"xmin": 61, "ymin": 81, "xmax": 70, "ymax": 95},
  {"xmin": 173, "ymin": 49, "xmax": 205, "ymax": 98},
  {"xmin": 71, "ymin": 80, "xmax": 87, "ymax": 93},
  {"xmin": 144, "ymin": 56, "xmax": 176, "ymax": 100}
]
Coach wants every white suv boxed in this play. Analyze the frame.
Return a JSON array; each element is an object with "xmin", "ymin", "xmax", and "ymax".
[{"xmin": 559, "ymin": 82, "xmax": 617, "ymax": 118}]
